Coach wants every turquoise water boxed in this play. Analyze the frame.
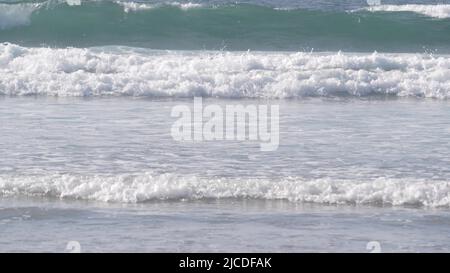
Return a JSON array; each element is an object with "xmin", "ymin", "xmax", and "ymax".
[{"xmin": 1, "ymin": 0, "xmax": 450, "ymax": 52}]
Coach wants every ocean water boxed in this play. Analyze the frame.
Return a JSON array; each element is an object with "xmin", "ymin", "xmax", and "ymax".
[
  {"xmin": 1, "ymin": 0, "xmax": 450, "ymax": 252},
  {"xmin": 1, "ymin": 0, "xmax": 450, "ymax": 52}
]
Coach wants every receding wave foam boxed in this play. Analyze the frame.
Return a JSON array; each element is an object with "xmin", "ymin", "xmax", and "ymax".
[
  {"xmin": 1, "ymin": 173, "xmax": 449, "ymax": 207},
  {"xmin": 0, "ymin": 3, "xmax": 41, "ymax": 29},
  {"xmin": 1, "ymin": 43, "xmax": 450, "ymax": 98},
  {"xmin": 362, "ymin": 4, "xmax": 450, "ymax": 19}
]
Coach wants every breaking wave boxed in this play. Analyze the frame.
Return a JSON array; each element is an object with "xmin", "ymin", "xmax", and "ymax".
[
  {"xmin": 362, "ymin": 4, "xmax": 450, "ymax": 19},
  {"xmin": 0, "ymin": 3, "xmax": 41, "ymax": 29},
  {"xmin": 1, "ymin": 43, "xmax": 450, "ymax": 98},
  {"xmin": 1, "ymin": 172, "xmax": 449, "ymax": 207}
]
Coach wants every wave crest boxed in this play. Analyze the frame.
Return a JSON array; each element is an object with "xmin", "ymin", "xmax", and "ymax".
[
  {"xmin": 1, "ymin": 172, "xmax": 449, "ymax": 207},
  {"xmin": 362, "ymin": 4, "xmax": 450, "ymax": 19},
  {"xmin": 1, "ymin": 43, "xmax": 450, "ymax": 98}
]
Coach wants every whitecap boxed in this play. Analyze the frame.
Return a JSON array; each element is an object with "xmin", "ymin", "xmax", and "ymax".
[
  {"xmin": 1, "ymin": 43, "xmax": 450, "ymax": 98},
  {"xmin": 362, "ymin": 4, "xmax": 450, "ymax": 19},
  {"xmin": 1, "ymin": 172, "xmax": 449, "ymax": 207}
]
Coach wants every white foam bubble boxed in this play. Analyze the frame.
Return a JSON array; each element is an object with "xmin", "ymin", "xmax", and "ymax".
[
  {"xmin": 0, "ymin": 3, "xmax": 41, "ymax": 29},
  {"xmin": 1, "ymin": 173, "xmax": 449, "ymax": 207},
  {"xmin": 363, "ymin": 4, "xmax": 450, "ymax": 19},
  {"xmin": 1, "ymin": 43, "xmax": 450, "ymax": 98}
]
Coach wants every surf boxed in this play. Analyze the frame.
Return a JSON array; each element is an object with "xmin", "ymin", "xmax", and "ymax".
[
  {"xmin": 1, "ymin": 43, "xmax": 450, "ymax": 98},
  {"xmin": 1, "ymin": 172, "xmax": 449, "ymax": 207}
]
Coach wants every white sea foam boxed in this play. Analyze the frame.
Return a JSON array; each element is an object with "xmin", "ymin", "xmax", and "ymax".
[
  {"xmin": 1, "ymin": 173, "xmax": 449, "ymax": 207},
  {"xmin": 66, "ymin": 0, "xmax": 81, "ymax": 6},
  {"xmin": 0, "ymin": 3, "xmax": 41, "ymax": 29},
  {"xmin": 116, "ymin": 1, "xmax": 203, "ymax": 13},
  {"xmin": 362, "ymin": 4, "xmax": 450, "ymax": 19},
  {"xmin": 170, "ymin": 2, "xmax": 203, "ymax": 10},
  {"xmin": 116, "ymin": 1, "xmax": 155, "ymax": 13},
  {"xmin": 1, "ymin": 43, "xmax": 450, "ymax": 98}
]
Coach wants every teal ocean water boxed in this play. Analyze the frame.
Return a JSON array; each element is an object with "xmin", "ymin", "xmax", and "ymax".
[{"xmin": 1, "ymin": 0, "xmax": 450, "ymax": 52}]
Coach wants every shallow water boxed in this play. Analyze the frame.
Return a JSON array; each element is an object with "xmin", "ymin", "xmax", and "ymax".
[
  {"xmin": 1, "ymin": 97, "xmax": 450, "ymax": 252},
  {"xmin": 1, "ymin": 197, "xmax": 450, "ymax": 252},
  {"xmin": 2, "ymin": 97, "xmax": 450, "ymax": 182}
]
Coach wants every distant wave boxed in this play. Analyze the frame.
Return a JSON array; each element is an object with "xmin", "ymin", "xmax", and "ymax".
[
  {"xmin": 1, "ymin": 43, "xmax": 450, "ymax": 98},
  {"xmin": 1, "ymin": 172, "xmax": 449, "ymax": 207},
  {"xmin": 0, "ymin": 1, "xmax": 205, "ymax": 29},
  {"xmin": 2, "ymin": 2, "xmax": 449, "ymax": 31},
  {"xmin": 361, "ymin": 4, "xmax": 450, "ymax": 19},
  {"xmin": 1, "ymin": 2, "xmax": 450, "ymax": 52}
]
